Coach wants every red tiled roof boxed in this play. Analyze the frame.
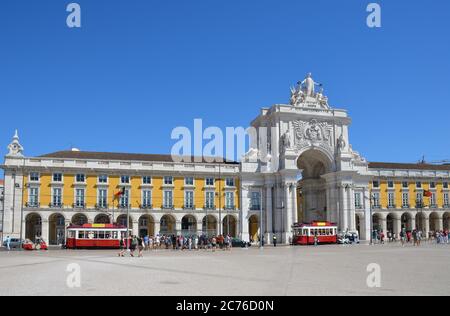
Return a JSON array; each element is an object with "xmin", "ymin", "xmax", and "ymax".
[
  {"xmin": 369, "ymin": 162, "xmax": 450, "ymax": 171},
  {"xmin": 38, "ymin": 151, "xmax": 239, "ymax": 165}
]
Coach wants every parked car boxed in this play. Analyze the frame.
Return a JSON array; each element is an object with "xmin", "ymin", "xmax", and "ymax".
[
  {"xmin": 2, "ymin": 238, "xmax": 24, "ymax": 249},
  {"xmin": 22, "ymin": 238, "xmax": 48, "ymax": 251},
  {"xmin": 231, "ymin": 238, "xmax": 251, "ymax": 248}
]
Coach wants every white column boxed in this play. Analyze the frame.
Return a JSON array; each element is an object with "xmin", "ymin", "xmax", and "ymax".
[
  {"xmin": 293, "ymin": 184, "xmax": 298, "ymax": 225},
  {"xmin": 436, "ymin": 216, "xmax": 443, "ymax": 232},
  {"xmin": 348, "ymin": 188, "xmax": 356, "ymax": 231},
  {"xmin": 394, "ymin": 216, "xmax": 402, "ymax": 236},
  {"xmin": 240, "ymin": 186, "xmax": 249, "ymax": 242},
  {"xmin": 196, "ymin": 221, "xmax": 203, "ymax": 236},
  {"xmin": 176, "ymin": 220, "xmax": 182, "ymax": 235},
  {"xmin": 340, "ymin": 186, "xmax": 347, "ymax": 231},
  {"xmin": 283, "ymin": 184, "xmax": 292, "ymax": 244},
  {"xmin": 132, "ymin": 220, "xmax": 139, "ymax": 237},
  {"xmin": 381, "ymin": 215, "xmax": 387, "ymax": 234},
  {"xmin": 154, "ymin": 220, "xmax": 161, "ymax": 236},
  {"xmin": 362, "ymin": 188, "xmax": 371, "ymax": 242},
  {"xmin": 410, "ymin": 216, "xmax": 416, "ymax": 231},
  {"xmin": 265, "ymin": 185, "xmax": 273, "ymax": 244},
  {"xmin": 424, "ymin": 216, "xmax": 430, "ymax": 237},
  {"xmin": 41, "ymin": 220, "xmax": 49, "ymax": 243}
]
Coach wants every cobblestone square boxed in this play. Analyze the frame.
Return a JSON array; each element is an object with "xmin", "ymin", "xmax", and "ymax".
[{"xmin": 0, "ymin": 243, "xmax": 448, "ymax": 296}]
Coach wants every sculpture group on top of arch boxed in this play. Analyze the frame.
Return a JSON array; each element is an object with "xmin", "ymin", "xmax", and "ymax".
[{"xmin": 290, "ymin": 73, "xmax": 330, "ymax": 109}]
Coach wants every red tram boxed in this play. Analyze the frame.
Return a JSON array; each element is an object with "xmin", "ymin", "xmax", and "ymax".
[
  {"xmin": 66, "ymin": 224, "xmax": 130, "ymax": 249},
  {"xmin": 292, "ymin": 221, "xmax": 338, "ymax": 245}
]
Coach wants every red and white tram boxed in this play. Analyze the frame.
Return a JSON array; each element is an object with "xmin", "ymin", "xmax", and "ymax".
[
  {"xmin": 66, "ymin": 224, "xmax": 130, "ymax": 249},
  {"xmin": 292, "ymin": 221, "xmax": 338, "ymax": 245}
]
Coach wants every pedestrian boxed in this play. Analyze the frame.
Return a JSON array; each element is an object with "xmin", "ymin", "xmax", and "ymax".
[
  {"xmin": 194, "ymin": 235, "xmax": 198, "ymax": 250},
  {"xmin": 273, "ymin": 235, "xmax": 277, "ymax": 247},
  {"xmin": 5, "ymin": 236, "xmax": 11, "ymax": 251},
  {"xmin": 137, "ymin": 236, "xmax": 144, "ymax": 257},
  {"xmin": 144, "ymin": 235, "xmax": 149, "ymax": 250},
  {"xmin": 118, "ymin": 237, "xmax": 126, "ymax": 257},
  {"xmin": 188, "ymin": 237, "xmax": 192, "ymax": 251},
  {"xmin": 211, "ymin": 236, "xmax": 217, "ymax": 252},
  {"xmin": 130, "ymin": 236, "xmax": 137, "ymax": 257},
  {"xmin": 400, "ymin": 229, "xmax": 406, "ymax": 247}
]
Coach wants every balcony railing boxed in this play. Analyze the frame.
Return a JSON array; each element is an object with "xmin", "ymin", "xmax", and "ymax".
[
  {"xmin": 95, "ymin": 203, "xmax": 109, "ymax": 210},
  {"xmin": 140, "ymin": 204, "xmax": 153, "ymax": 210},
  {"xmin": 387, "ymin": 204, "xmax": 397, "ymax": 209},
  {"xmin": 118, "ymin": 204, "xmax": 130, "ymax": 209},
  {"xmin": 250, "ymin": 205, "xmax": 261, "ymax": 211},
  {"xmin": 25, "ymin": 202, "xmax": 40, "ymax": 208},
  {"xmin": 224, "ymin": 205, "xmax": 236, "ymax": 211},
  {"xmin": 183, "ymin": 205, "xmax": 196, "ymax": 210},
  {"xmin": 204, "ymin": 205, "xmax": 216, "ymax": 210},
  {"xmin": 73, "ymin": 203, "xmax": 86, "ymax": 209},
  {"xmin": 402, "ymin": 204, "xmax": 410, "ymax": 209},
  {"xmin": 49, "ymin": 203, "xmax": 64, "ymax": 208},
  {"xmin": 162, "ymin": 205, "xmax": 175, "ymax": 210}
]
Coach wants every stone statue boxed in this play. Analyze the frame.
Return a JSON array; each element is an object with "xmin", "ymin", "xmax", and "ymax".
[
  {"xmin": 300, "ymin": 73, "xmax": 322, "ymax": 97},
  {"xmin": 337, "ymin": 134, "xmax": 346, "ymax": 151},
  {"xmin": 281, "ymin": 131, "xmax": 291, "ymax": 148},
  {"xmin": 289, "ymin": 85, "xmax": 304, "ymax": 106}
]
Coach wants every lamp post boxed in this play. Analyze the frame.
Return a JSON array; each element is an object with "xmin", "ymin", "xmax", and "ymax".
[
  {"xmin": 19, "ymin": 182, "xmax": 25, "ymax": 251},
  {"xmin": 259, "ymin": 187, "xmax": 264, "ymax": 249},
  {"xmin": 0, "ymin": 185, "xmax": 5, "ymax": 244}
]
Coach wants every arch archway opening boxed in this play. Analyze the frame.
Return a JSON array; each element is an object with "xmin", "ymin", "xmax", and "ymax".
[
  {"xmin": 49, "ymin": 213, "xmax": 65, "ymax": 245},
  {"xmin": 415, "ymin": 213, "xmax": 427, "ymax": 231},
  {"xmin": 248, "ymin": 214, "xmax": 259, "ymax": 243},
  {"xmin": 25, "ymin": 213, "xmax": 42, "ymax": 243},
  {"xmin": 372, "ymin": 214, "xmax": 383, "ymax": 232},
  {"xmin": 429, "ymin": 212, "xmax": 440, "ymax": 233},
  {"xmin": 181, "ymin": 215, "xmax": 197, "ymax": 236},
  {"xmin": 71, "ymin": 213, "xmax": 88, "ymax": 226},
  {"xmin": 202, "ymin": 215, "xmax": 217, "ymax": 237},
  {"xmin": 444, "ymin": 213, "xmax": 450, "ymax": 231},
  {"xmin": 355, "ymin": 214, "xmax": 361, "ymax": 237},
  {"xmin": 95, "ymin": 214, "xmax": 111, "ymax": 224},
  {"xmin": 139, "ymin": 215, "xmax": 155, "ymax": 238},
  {"xmin": 401, "ymin": 213, "xmax": 413, "ymax": 231},
  {"xmin": 297, "ymin": 149, "xmax": 333, "ymax": 223},
  {"xmin": 117, "ymin": 215, "xmax": 133, "ymax": 229},
  {"xmin": 160, "ymin": 215, "xmax": 176, "ymax": 236},
  {"xmin": 223, "ymin": 215, "xmax": 237, "ymax": 238}
]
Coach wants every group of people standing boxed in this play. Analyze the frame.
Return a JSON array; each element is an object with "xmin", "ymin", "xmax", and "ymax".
[
  {"xmin": 372, "ymin": 228, "xmax": 449, "ymax": 246},
  {"xmin": 118, "ymin": 234, "xmax": 234, "ymax": 257}
]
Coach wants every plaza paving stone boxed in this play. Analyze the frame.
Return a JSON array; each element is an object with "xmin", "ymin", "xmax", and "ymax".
[{"xmin": 0, "ymin": 243, "xmax": 448, "ymax": 296}]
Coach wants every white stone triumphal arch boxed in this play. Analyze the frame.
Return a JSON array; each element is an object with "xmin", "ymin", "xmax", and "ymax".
[{"xmin": 240, "ymin": 73, "xmax": 372, "ymax": 243}]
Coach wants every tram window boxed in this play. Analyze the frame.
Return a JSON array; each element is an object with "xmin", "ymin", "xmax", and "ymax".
[
  {"xmin": 113, "ymin": 232, "xmax": 118, "ymax": 239},
  {"xmin": 78, "ymin": 231, "xmax": 85, "ymax": 239},
  {"xmin": 99, "ymin": 231, "xmax": 105, "ymax": 239}
]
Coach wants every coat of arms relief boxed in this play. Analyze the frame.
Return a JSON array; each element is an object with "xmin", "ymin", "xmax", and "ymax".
[{"xmin": 292, "ymin": 119, "xmax": 333, "ymax": 153}]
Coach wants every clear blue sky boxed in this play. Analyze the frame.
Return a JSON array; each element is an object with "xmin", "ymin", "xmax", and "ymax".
[{"xmin": 1, "ymin": 0, "xmax": 449, "ymax": 164}]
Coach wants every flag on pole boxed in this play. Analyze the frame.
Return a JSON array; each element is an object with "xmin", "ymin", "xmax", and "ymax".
[
  {"xmin": 423, "ymin": 190, "xmax": 433, "ymax": 198},
  {"xmin": 114, "ymin": 187, "xmax": 126, "ymax": 200}
]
